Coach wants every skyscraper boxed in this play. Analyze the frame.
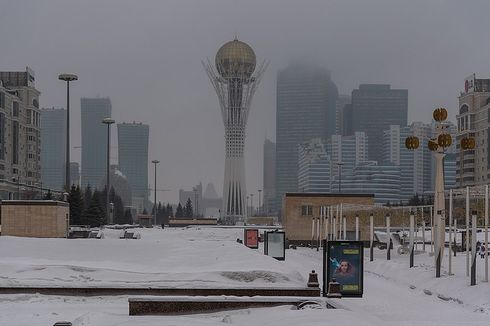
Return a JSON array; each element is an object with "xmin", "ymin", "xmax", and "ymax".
[
  {"xmin": 351, "ymin": 84, "xmax": 408, "ymax": 163},
  {"xmin": 335, "ymin": 95, "xmax": 351, "ymax": 135},
  {"xmin": 263, "ymin": 138, "xmax": 276, "ymax": 215},
  {"xmin": 117, "ymin": 122, "xmax": 149, "ymax": 210},
  {"xmin": 203, "ymin": 39, "xmax": 266, "ymax": 223},
  {"xmin": 275, "ymin": 63, "xmax": 338, "ymax": 215},
  {"xmin": 40, "ymin": 108, "xmax": 66, "ymax": 192},
  {"xmin": 70, "ymin": 162, "xmax": 80, "ymax": 186},
  {"xmin": 81, "ymin": 97, "xmax": 112, "ymax": 189}
]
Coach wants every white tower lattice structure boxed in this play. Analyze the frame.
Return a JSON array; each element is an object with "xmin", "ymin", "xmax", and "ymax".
[{"xmin": 203, "ymin": 39, "xmax": 266, "ymax": 223}]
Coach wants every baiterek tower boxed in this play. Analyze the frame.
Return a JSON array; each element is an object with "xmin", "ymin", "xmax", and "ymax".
[{"xmin": 203, "ymin": 39, "xmax": 266, "ymax": 224}]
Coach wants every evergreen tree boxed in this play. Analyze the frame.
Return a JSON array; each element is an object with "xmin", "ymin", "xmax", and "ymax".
[
  {"xmin": 90, "ymin": 189, "xmax": 107, "ymax": 224},
  {"xmin": 84, "ymin": 191, "xmax": 105, "ymax": 227},
  {"xmin": 184, "ymin": 198, "xmax": 193, "ymax": 218},
  {"xmin": 166, "ymin": 203, "xmax": 174, "ymax": 218},
  {"xmin": 68, "ymin": 185, "xmax": 84, "ymax": 225},
  {"xmin": 83, "ymin": 185, "xmax": 93, "ymax": 211},
  {"xmin": 122, "ymin": 209, "xmax": 133, "ymax": 224},
  {"xmin": 175, "ymin": 203, "xmax": 184, "ymax": 218},
  {"xmin": 113, "ymin": 194, "xmax": 125, "ymax": 224},
  {"xmin": 43, "ymin": 190, "xmax": 53, "ymax": 200},
  {"xmin": 156, "ymin": 202, "xmax": 168, "ymax": 224},
  {"xmin": 100, "ymin": 186, "xmax": 108, "ymax": 216}
]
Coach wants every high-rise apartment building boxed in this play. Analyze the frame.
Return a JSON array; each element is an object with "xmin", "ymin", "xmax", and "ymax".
[
  {"xmin": 328, "ymin": 132, "xmax": 368, "ymax": 178},
  {"xmin": 117, "ymin": 122, "xmax": 149, "ymax": 210},
  {"xmin": 0, "ymin": 67, "xmax": 41, "ymax": 199},
  {"xmin": 81, "ymin": 97, "xmax": 112, "ymax": 189},
  {"xmin": 298, "ymin": 138, "xmax": 331, "ymax": 193},
  {"xmin": 335, "ymin": 95, "xmax": 351, "ymax": 135},
  {"xmin": 383, "ymin": 123, "xmax": 432, "ymax": 201},
  {"xmin": 384, "ymin": 121, "xmax": 457, "ymax": 201},
  {"xmin": 351, "ymin": 84, "xmax": 408, "ymax": 163},
  {"xmin": 263, "ymin": 138, "xmax": 276, "ymax": 215},
  {"xmin": 456, "ymin": 74, "xmax": 490, "ymax": 187},
  {"xmin": 276, "ymin": 63, "xmax": 338, "ymax": 215},
  {"xmin": 337, "ymin": 161, "xmax": 401, "ymax": 204},
  {"xmin": 40, "ymin": 108, "xmax": 66, "ymax": 192}
]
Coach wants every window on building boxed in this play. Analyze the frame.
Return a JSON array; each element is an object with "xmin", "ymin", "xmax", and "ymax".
[
  {"xmin": 12, "ymin": 121, "xmax": 19, "ymax": 164},
  {"xmin": 301, "ymin": 205, "xmax": 313, "ymax": 216},
  {"xmin": 13, "ymin": 102, "xmax": 19, "ymax": 117},
  {"xmin": 0, "ymin": 113, "xmax": 4, "ymax": 160}
]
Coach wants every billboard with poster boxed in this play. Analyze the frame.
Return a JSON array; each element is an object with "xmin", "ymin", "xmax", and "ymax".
[
  {"xmin": 323, "ymin": 240, "xmax": 364, "ymax": 297},
  {"xmin": 264, "ymin": 231, "xmax": 285, "ymax": 261},
  {"xmin": 244, "ymin": 229, "xmax": 259, "ymax": 249}
]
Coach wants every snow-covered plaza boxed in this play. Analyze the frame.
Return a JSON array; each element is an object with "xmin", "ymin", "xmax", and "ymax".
[{"xmin": 0, "ymin": 226, "xmax": 489, "ymax": 325}]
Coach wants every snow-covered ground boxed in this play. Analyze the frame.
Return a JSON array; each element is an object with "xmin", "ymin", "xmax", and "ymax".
[{"xmin": 0, "ymin": 226, "xmax": 489, "ymax": 325}]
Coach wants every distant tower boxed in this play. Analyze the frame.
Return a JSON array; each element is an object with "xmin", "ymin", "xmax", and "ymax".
[
  {"xmin": 81, "ymin": 97, "xmax": 112, "ymax": 189},
  {"xmin": 203, "ymin": 39, "xmax": 266, "ymax": 223}
]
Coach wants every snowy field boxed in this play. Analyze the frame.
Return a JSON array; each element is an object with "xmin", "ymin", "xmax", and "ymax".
[{"xmin": 0, "ymin": 226, "xmax": 489, "ymax": 325}]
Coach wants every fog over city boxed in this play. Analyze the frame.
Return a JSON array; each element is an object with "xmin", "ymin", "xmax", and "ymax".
[{"xmin": 2, "ymin": 0, "xmax": 490, "ymax": 203}]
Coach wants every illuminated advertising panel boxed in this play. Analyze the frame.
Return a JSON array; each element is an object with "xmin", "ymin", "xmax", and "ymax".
[
  {"xmin": 264, "ymin": 231, "xmax": 285, "ymax": 261},
  {"xmin": 244, "ymin": 229, "xmax": 259, "ymax": 249},
  {"xmin": 323, "ymin": 240, "xmax": 364, "ymax": 297}
]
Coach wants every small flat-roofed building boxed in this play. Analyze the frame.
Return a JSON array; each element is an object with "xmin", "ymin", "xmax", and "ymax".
[
  {"xmin": 282, "ymin": 193, "xmax": 375, "ymax": 244},
  {"xmin": 1, "ymin": 200, "xmax": 69, "ymax": 238}
]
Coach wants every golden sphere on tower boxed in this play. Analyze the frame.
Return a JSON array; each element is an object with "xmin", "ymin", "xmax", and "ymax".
[
  {"xmin": 437, "ymin": 133, "xmax": 452, "ymax": 148},
  {"xmin": 215, "ymin": 39, "xmax": 256, "ymax": 80},
  {"xmin": 461, "ymin": 137, "xmax": 475, "ymax": 150},
  {"xmin": 405, "ymin": 136, "xmax": 420, "ymax": 150},
  {"xmin": 433, "ymin": 107, "xmax": 448, "ymax": 122}
]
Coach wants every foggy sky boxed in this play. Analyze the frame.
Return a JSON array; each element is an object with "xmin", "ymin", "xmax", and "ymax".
[{"xmin": 2, "ymin": 0, "xmax": 490, "ymax": 204}]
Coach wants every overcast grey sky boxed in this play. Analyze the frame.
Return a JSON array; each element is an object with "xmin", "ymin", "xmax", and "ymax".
[{"xmin": 2, "ymin": 0, "xmax": 490, "ymax": 204}]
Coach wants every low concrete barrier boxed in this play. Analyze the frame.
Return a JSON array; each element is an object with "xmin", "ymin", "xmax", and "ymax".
[{"xmin": 129, "ymin": 296, "xmax": 324, "ymax": 315}]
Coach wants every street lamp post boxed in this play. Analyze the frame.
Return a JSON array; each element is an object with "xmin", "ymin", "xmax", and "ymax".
[
  {"xmin": 258, "ymin": 189, "xmax": 262, "ymax": 216},
  {"xmin": 405, "ymin": 107, "xmax": 457, "ymax": 278},
  {"xmin": 102, "ymin": 118, "xmax": 115, "ymax": 224},
  {"xmin": 152, "ymin": 160, "xmax": 160, "ymax": 226},
  {"xmin": 250, "ymin": 193, "xmax": 254, "ymax": 217},
  {"xmin": 246, "ymin": 195, "xmax": 249, "ymax": 217},
  {"xmin": 58, "ymin": 73, "xmax": 78, "ymax": 193}
]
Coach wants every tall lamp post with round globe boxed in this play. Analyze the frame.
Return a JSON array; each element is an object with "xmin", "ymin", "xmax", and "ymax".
[
  {"xmin": 152, "ymin": 160, "xmax": 160, "ymax": 226},
  {"xmin": 102, "ymin": 118, "xmax": 115, "ymax": 224},
  {"xmin": 405, "ymin": 107, "xmax": 459, "ymax": 278},
  {"xmin": 203, "ymin": 39, "xmax": 267, "ymax": 224},
  {"xmin": 58, "ymin": 73, "xmax": 78, "ymax": 193}
]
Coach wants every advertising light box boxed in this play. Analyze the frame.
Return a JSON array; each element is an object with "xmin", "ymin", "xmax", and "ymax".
[
  {"xmin": 244, "ymin": 229, "xmax": 259, "ymax": 249},
  {"xmin": 323, "ymin": 240, "xmax": 364, "ymax": 297},
  {"xmin": 264, "ymin": 231, "xmax": 285, "ymax": 261}
]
